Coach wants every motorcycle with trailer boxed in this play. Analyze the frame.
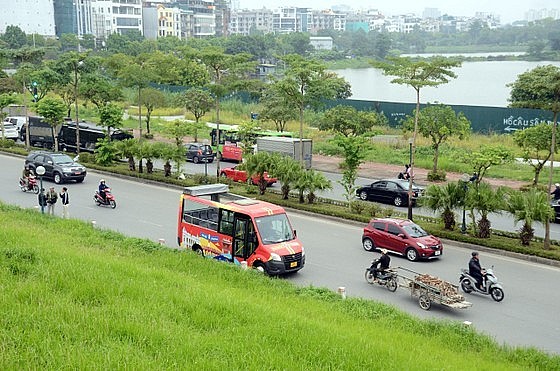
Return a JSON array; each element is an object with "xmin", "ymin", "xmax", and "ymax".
[
  {"xmin": 364, "ymin": 260, "xmax": 398, "ymax": 292},
  {"xmin": 459, "ymin": 266, "xmax": 504, "ymax": 302},
  {"xmin": 94, "ymin": 188, "xmax": 117, "ymax": 209}
]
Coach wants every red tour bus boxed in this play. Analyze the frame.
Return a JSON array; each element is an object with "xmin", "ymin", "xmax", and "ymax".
[{"xmin": 177, "ymin": 184, "xmax": 305, "ymax": 275}]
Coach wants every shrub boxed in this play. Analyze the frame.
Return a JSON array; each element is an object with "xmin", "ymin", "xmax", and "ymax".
[
  {"xmin": 350, "ymin": 200, "xmax": 367, "ymax": 214},
  {"xmin": 77, "ymin": 152, "xmax": 94, "ymax": 164},
  {"xmin": 366, "ymin": 203, "xmax": 383, "ymax": 218},
  {"xmin": 427, "ymin": 170, "xmax": 447, "ymax": 182},
  {"xmin": 0, "ymin": 139, "xmax": 15, "ymax": 148}
]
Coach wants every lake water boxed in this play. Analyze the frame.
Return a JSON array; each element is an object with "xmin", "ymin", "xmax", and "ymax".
[{"xmin": 334, "ymin": 60, "xmax": 560, "ymax": 107}]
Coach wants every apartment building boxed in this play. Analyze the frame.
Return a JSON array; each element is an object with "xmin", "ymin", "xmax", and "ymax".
[
  {"xmin": 0, "ymin": 0, "xmax": 56, "ymax": 36},
  {"xmin": 229, "ymin": 8, "xmax": 274, "ymax": 36}
]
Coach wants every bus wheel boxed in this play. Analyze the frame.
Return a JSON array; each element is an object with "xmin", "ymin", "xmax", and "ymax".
[
  {"xmin": 253, "ymin": 261, "xmax": 266, "ymax": 274},
  {"xmin": 194, "ymin": 246, "xmax": 204, "ymax": 256}
]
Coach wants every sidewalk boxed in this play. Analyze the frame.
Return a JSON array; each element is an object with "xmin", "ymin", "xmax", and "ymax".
[{"xmin": 312, "ymin": 154, "xmax": 528, "ymax": 190}]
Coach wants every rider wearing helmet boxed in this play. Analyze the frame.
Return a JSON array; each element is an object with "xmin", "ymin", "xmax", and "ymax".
[
  {"xmin": 469, "ymin": 251, "xmax": 486, "ymax": 289},
  {"xmin": 98, "ymin": 179, "xmax": 109, "ymax": 201},
  {"xmin": 22, "ymin": 164, "xmax": 34, "ymax": 188},
  {"xmin": 372, "ymin": 248, "xmax": 391, "ymax": 281}
]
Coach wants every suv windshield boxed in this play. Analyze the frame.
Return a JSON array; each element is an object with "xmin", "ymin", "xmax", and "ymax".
[
  {"xmin": 403, "ymin": 223, "xmax": 429, "ymax": 238},
  {"xmin": 255, "ymin": 213, "xmax": 295, "ymax": 245},
  {"xmin": 51, "ymin": 154, "xmax": 74, "ymax": 164}
]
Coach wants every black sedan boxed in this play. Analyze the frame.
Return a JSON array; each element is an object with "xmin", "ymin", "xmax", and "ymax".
[{"xmin": 356, "ymin": 179, "xmax": 425, "ymax": 207}]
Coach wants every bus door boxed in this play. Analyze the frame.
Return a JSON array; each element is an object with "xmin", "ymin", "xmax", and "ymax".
[{"xmin": 233, "ymin": 214, "xmax": 258, "ymax": 261}]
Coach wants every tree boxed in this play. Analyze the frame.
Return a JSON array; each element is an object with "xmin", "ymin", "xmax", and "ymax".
[
  {"xmin": 60, "ymin": 33, "xmax": 79, "ymax": 52},
  {"xmin": 80, "ymin": 73, "xmax": 122, "ymax": 110},
  {"xmin": 164, "ymin": 119, "xmax": 191, "ymax": 147},
  {"xmin": 258, "ymin": 89, "xmax": 298, "ymax": 132},
  {"xmin": 423, "ymin": 182, "xmax": 463, "ymax": 230},
  {"xmin": 467, "ymin": 145, "xmax": 513, "ymax": 186},
  {"xmin": 181, "ymin": 87, "xmax": 214, "ymax": 135},
  {"xmin": 272, "ymin": 54, "xmax": 351, "ymax": 167},
  {"xmin": 1, "ymin": 25, "xmax": 27, "ymax": 49},
  {"xmin": 98, "ymin": 103, "xmax": 124, "ymax": 140},
  {"xmin": 319, "ymin": 105, "xmax": 384, "ymax": 137},
  {"xmin": 35, "ymin": 97, "xmax": 66, "ymax": 152},
  {"xmin": 465, "ymin": 182, "xmax": 506, "ymax": 238},
  {"xmin": 508, "ymin": 64, "xmax": 560, "ymax": 249},
  {"xmin": 372, "ymin": 56, "xmax": 461, "ymax": 220},
  {"xmin": 269, "ymin": 156, "xmax": 304, "ymax": 200},
  {"xmin": 303, "ymin": 169, "xmax": 332, "ymax": 204},
  {"xmin": 513, "ymin": 123, "xmax": 560, "ymax": 186},
  {"xmin": 332, "ymin": 135, "xmax": 368, "ymax": 205},
  {"xmin": 403, "ymin": 103, "xmax": 471, "ymax": 176},
  {"xmin": 139, "ymin": 87, "xmax": 166, "ymax": 134},
  {"xmin": 505, "ymin": 188, "xmax": 553, "ymax": 245},
  {"xmin": 241, "ymin": 152, "xmax": 277, "ymax": 195},
  {"xmin": 114, "ymin": 138, "xmax": 139, "ymax": 171},
  {"xmin": 198, "ymin": 46, "xmax": 257, "ymax": 177}
]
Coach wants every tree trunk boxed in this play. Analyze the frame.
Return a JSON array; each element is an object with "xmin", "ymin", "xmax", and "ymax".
[
  {"xmin": 281, "ymin": 184, "xmax": 290, "ymax": 200},
  {"xmin": 146, "ymin": 159, "xmax": 153, "ymax": 173},
  {"xmin": 138, "ymin": 159, "xmax": 143, "ymax": 173},
  {"xmin": 519, "ymin": 222, "xmax": 534, "ymax": 246},
  {"xmin": 128, "ymin": 157, "xmax": 135, "ymax": 171},
  {"xmin": 164, "ymin": 161, "xmax": 172, "ymax": 177},
  {"xmin": 433, "ymin": 145, "xmax": 439, "ymax": 173},
  {"xmin": 477, "ymin": 216, "xmax": 491, "ymax": 238}
]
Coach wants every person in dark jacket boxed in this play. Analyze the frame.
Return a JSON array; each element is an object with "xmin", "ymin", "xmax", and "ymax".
[
  {"xmin": 551, "ymin": 183, "xmax": 560, "ymax": 200},
  {"xmin": 98, "ymin": 179, "xmax": 109, "ymax": 201},
  {"xmin": 469, "ymin": 251, "xmax": 485, "ymax": 289},
  {"xmin": 372, "ymin": 249, "xmax": 391, "ymax": 281}
]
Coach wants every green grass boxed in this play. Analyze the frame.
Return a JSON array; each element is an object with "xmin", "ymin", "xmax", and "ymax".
[{"xmin": 1, "ymin": 202, "xmax": 558, "ymax": 369}]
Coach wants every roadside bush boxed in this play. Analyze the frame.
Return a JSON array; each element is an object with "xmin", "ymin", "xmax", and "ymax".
[
  {"xmin": 0, "ymin": 139, "xmax": 15, "ymax": 148},
  {"xmin": 77, "ymin": 152, "xmax": 95, "ymax": 164},
  {"xmin": 350, "ymin": 200, "xmax": 367, "ymax": 215},
  {"xmin": 366, "ymin": 203, "xmax": 383, "ymax": 218},
  {"xmin": 427, "ymin": 170, "xmax": 447, "ymax": 182}
]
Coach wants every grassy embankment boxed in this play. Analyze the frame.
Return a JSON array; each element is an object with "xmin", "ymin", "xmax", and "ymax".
[{"xmin": 1, "ymin": 202, "xmax": 559, "ymax": 369}]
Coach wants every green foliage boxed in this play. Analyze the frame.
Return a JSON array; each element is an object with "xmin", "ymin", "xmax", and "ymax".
[
  {"xmin": 319, "ymin": 105, "xmax": 385, "ymax": 137},
  {"xmin": 98, "ymin": 102, "xmax": 124, "ymax": 133},
  {"xmin": 332, "ymin": 135, "xmax": 368, "ymax": 203},
  {"xmin": 423, "ymin": 182, "xmax": 463, "ymax": 230},
  {"xmin": 241, "ymin": 151, "xmax": 278, "ymax": 195},
  {"xmin": 349, "ymin": 200, "xmax": 367, "ymax": 215},
  {"xmin": 467, "ymin": 145, "xmax": 514, "ymax": 185},
  {"xmin": 94, "ymin": 137, "xmax": 116, "ymax": 166},
  {"xmin": 181, "ymin": 87, "xmax": 214, "ymax": 124},
  {"xmin": 505, "ymin": 188, "xmax": 554, "ymax": 245},
  {"xmin": 427, "ymin": 170, "xmax": 447, "ymax": 181},
  {"xmin": 508, "ymin": 64, "xmax": 560, "ymax": 113},
  {"xmin": 513, "ymin": 123, "xmax": 559, "ymax": 185},
  {"xmin": 1, "ymin": 25, "xmax": 27, "ymax": 49}
]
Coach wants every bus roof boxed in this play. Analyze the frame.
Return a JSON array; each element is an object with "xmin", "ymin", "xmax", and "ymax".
[
  {"xmin": 183, "ymin": 184, "xmax": 229, "ymax": 196},
  {"xmin": 224, "ymin": 198, "xmax": 287, "ymax": 217}
]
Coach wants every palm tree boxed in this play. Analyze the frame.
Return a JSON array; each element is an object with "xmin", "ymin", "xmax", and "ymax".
[
  {"xmin": 466, "ymin": 182, "xmax": 506, "ymax": 238},
  {"xmin": 242, "ymin": 152, "xmax": 277, "ymax": 195},
  {"xmin": 304, "ymin": 170, "xmax": 332, "ymax": 204},
  {"xmin": 271, "ymin": 156, "xmax": 304, "ymax": 200},
  {"xmin": 114, "ymin": 138, "xmax": 139, "ymax": 171},
  {"xmin": 423, "ymin": 182, "xmax": 463, "ymax": 230},
  {"xmin": 505, "ymin": 188, "xmax": 554, "ymax": 245}
]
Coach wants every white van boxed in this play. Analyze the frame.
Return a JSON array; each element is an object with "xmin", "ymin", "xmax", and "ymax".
[{"xmin": 4, "ymin": 116, "xmax": 26, "ymax": 132}]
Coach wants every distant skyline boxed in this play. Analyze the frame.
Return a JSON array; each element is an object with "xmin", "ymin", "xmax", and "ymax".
[{"xmin": 236, "ymin": 0, "xmax": 559, "ymax": 24}]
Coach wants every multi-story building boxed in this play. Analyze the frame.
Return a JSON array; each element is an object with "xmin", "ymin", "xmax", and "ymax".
[
  {"xmin": 143, "ymin": 3, "xmax": 182, "ymax": 39},
  {"xmin": 229, "ymin": 8, "xmax": 273, "ymax": 36},
  {"xmin": 310, "ymin": 9, "xmax": 345, "ymax": 33},
  {"xmin": 272, "ymin": 7, "xmax": 311, "ymax": 34},
  {"xmin": 1, "ymin": 0, "xmax": 56, "ymax": 36},
  {"xmin": 91, "ymin": 0, "xmax": 143, "ymax": 38}
]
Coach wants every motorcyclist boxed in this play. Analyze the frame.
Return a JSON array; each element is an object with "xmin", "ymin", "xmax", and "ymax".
[
  {"xmin": 469, "ymin": 251, "xmax": 486, "ymax": 289},
  {"xmin": 98, "ymin": 179, "xmax": 109, "ymax": 202},
  {"xmin": 371, "ymin": 249, "xmax": 391, "ymax": 281},
  {"xmin": 551, "ymin": 183, "xmax": 560, "ymax": 200},
  {"xmin": 21, "ymin": 165, "xmax": 33, "ymax": 188}
]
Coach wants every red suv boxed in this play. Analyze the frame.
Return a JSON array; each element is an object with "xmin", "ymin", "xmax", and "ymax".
[
  {"xmin": 220, "ymin": 166, "xmax": 277, "ymax": 186},
  {"xmin": 362, "ymin": 218, "xmax": 443, "ymax": 261}
]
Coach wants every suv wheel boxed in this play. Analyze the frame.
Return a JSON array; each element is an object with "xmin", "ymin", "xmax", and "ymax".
[
  {"xmin": 193, "ymin": 156, "xmax": 200, "ymax": 164},
  {"xmin": 362, "ymin": 238, "xmax": 376, "ymax": 252},
  {"xmin": 406, "ymin": 248, "xmax": 418, "ymax": 261},
  {"xmin": 53, "ymin": 172, "xmax": 63, "ymax": 184}
]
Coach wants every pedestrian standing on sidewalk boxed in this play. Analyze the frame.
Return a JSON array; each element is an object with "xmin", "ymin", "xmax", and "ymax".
[
  {"xmin": 59, "ymin": 187, "xmax": 69, "ymax": 218},
  {"xmin": 46, "ymin": 186, "xmax": 58, "ymax": 216}
]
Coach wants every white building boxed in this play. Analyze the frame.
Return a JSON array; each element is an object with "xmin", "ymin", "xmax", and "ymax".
[
  {"xmin": 309, "ymin": 36, "xmax": 333, "ymax": 50},
  {"xmin": 0, "ymin": 0, "xmax": 56, "ymax": 36},
  {"xmin": 229, "ymin": 8, "xmax": 274, "ymax": 36},
  {"xmin": 91, "ymin": 0, "xmax": 143, "ymax": 37}
]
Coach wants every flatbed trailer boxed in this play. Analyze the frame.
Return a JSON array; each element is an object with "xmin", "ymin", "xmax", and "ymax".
[{"xmin": 397, "ymin": 267, "xmax": 472, "ymax": 310}]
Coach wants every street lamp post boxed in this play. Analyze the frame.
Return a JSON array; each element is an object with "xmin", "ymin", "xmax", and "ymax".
[
  {"xmin": 36, "ymin": 165, "xmax": 46, "ymax": 214},
  {"xmin": 407, "ymin": 138, "xmax": 413, "ymax": 220}
]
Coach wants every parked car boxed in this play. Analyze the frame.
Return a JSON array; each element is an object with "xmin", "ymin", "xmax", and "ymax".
[
  {"xmin": 185, "ymin": 143, "xmax": 214, "ymax": 164},
  {"xmin": 356, "ymin": 179, "xmax": 425, "ymax": 207},
  {"xmin": 362, "ymin": 218, "xmax": 443, "ymax": 261},
  {"xmin": 220, "ymin": 166, "xmax": 277, "ymax": 186},
  {"xmin": 4, "ymin": 116, "xmax": 26, "ymax": 133},
  {"xmin": 25, "ymin": 151, "xmax": 87, "ymax": 184},
  {"xmin": 1, "ymin": 122, "xmax": 19, "ymax": 141}
]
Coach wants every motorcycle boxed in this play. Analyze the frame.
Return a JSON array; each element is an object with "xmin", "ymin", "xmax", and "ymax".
[
  {"xmin": 459, "ymin": 266, "xmax": 504, "ymax": 302},
  {"xmin": 19, "ymin": 176, "xmax": 39, "ymax": 194},
  {"xmin": 94, "ymin": 188, "xmax": 117, "ymax": 209},
  {"xmin": 365, "ymin": 260, "xmax": 398, "ymax": 292}
]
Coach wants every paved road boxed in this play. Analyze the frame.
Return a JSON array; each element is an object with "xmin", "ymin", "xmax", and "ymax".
[
  {"xmin": 180, "ymin": 158, "xmax": 560, "ymax": 240},
  {"xmin": 2, "ymin": 153, "xmax": 560, "ymax": 355}
]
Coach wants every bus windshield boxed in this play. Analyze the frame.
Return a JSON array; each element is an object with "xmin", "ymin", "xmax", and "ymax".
[{"xmin": 254, "ymin": 213, "xmax": 295, "ymax": 245}]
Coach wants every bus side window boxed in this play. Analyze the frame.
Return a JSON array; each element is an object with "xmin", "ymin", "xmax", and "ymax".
[{"xmin": 219, "ymin": 209, "xmax": 234, "ymax": 236}]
